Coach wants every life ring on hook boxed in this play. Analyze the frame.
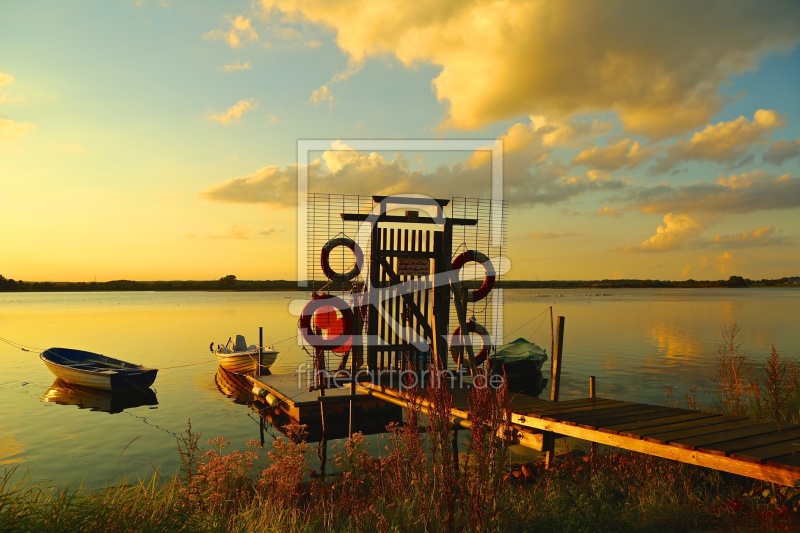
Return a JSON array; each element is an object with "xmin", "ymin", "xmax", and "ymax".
[
  {"xmin": 449, "ymin": 320, "xmax": 492, "ymax": 366},
  {"xmin": 451, "ymin": 250, "xmax": 495, "ymax": 302},
  {"xmin": 320, "ymin": 237, "xmax": 363, "ymax": 282},
  {"xmin": 298, "ymin": 293, "xmax": 354, "ymax": 349}
]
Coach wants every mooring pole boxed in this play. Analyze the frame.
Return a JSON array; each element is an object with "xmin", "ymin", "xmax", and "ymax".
[
  {"xmin": 258, "ymin": 326, "xmax": 264, "ymax": 375},
  {"xmin": 589, "ymin": 375, "xmax": 597, "ymax": 460},
  {"xmin": 544, "ymin": 315, "xmax": 566, "ymax": 469}
]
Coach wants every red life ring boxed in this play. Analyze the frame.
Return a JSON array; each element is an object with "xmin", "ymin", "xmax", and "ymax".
[
  {"xmin": 449, "ymin": 320, "xmax": 492, "ymax": 366},
  {"xmin": 321, "ymin": 237, "xmax": 364, "ymax": 282},
  {"xmin": 298, "ymin": 293, "xmax": 354, "ymax": 349},
  {"xmin": 451, "ymin": 250, "xmax": 495, "ymax": 302}
]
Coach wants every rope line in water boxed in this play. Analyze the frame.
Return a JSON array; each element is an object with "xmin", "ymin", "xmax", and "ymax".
[{"xmin": 0, "ymin": 336, "xmax": 46, "ymax": 352}]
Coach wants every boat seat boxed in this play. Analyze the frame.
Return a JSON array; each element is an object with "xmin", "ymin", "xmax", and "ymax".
[{"xmin": 233, "ymin": 335, "xmax": 248, "ymax": 351}]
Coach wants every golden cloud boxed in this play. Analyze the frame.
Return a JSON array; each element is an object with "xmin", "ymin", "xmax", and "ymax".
[
  {"xmin": 627, "ymin": 213, "xmax": 703, "ymax": 252},
  {"xmin": 203, "ymin": 15, "xmax": 259, "ymax": 48},
  {"xmin": 0, "ymin": 71, "xmax": 14, "ymax": 86},
  {"xmin": 206, "ymin": 98, "xmax": 258, "ymax": 124},
  {"xmin": 627, "ymin": 171, "xmax": 800, "ymax": 214},
  {"xmin": 0, "ymin": 117, "xmax": 36, "ymax": 141},
  {"xmin": 259, "ymin": 0, "xmax": 800, "ymax": 137},
  {"xmin": 309, "ymin": 84, "xmax": 334, "ymax": 107},
  {"xmin": 222, "ymin": 61, "xmax": 252, "ymax": 72},
  {"xmin": 572, "ymin": 139, "xmax": 655, "ymax": 171},
  {"xmin": 710, "ymin": 226, "xmax": 791, "ymax": 247}
]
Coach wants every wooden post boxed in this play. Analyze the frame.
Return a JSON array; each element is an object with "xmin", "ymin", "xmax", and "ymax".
[
  {"xmin": 258, "ymin": 326, "xmax": 264, "ymax": 375},
  {"xmin": 550, "ymin": 316, "xmax": 565, "ymax": 402},
  {"xmin": 544, "ymin": 316, "xmax": 565, "ymax": 469},
  {"xmin": 589, "ymin": 375, "xmax": 597, "ymax": 460}
]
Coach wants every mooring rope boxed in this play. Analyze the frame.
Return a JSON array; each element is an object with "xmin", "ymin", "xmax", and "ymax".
[{"xmin": 0, "ymin": 336, "xmax": 45, "ymax": 352}]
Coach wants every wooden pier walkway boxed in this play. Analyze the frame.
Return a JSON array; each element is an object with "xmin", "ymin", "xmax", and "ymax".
[{"xmin": 356, "ymin": 382, "xmax": 800, "ymax": 487}]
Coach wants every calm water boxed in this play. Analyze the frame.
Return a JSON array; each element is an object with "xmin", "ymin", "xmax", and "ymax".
[{"xmin": 1, "ymin": 289, "xmax": 798, "ymax": 487}]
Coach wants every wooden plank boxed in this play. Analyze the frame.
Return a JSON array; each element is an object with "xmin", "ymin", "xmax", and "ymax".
[
  {"xmin": 675, "ymin": 422, "xmax": 780, "ymax": 450},
  {"xmin": 528, "ymin": 400, "xmax": 633, "ymax": 417},
  {"xmin": 549, "ymin": 405, "xmax": 675, "ymax": 428},
  {"xmin": 604, "ymin": 411, "xmax": 718, "ymax": 434},
  {"xmin": 665, "ymin": 419, "xmax": 762, "ymax": 449},
  {"xmin": 643, "ymin": 417, "xmax": 751, "ymax": 444},
  {"xmin": 509, "ymin": 411, "xmax": 800, "ymax": 486},
  {"xmin": 558, "ymin": 405, "xmax": 679, "ymax": 425},
  {"xmin": 617, "ymin": 412, "xmax": 720, "ymax": 437},
  {"xmin": 731, "ymin": 440, "xmax": 800, "ymax": 464},
  {"xmin": 700, "ymin": 426, "xmax": 800, "ymax": 456},
  {"xmin": 577, "ymin": 407, "xmax": 694, "ymax": 431},
  {"xmin": 519, "ymin": 397, "xmax": 620, "ymax": 414},
  {"xmin": 767, "ymin": 454, "xmax": 800, "ymax": 473}
]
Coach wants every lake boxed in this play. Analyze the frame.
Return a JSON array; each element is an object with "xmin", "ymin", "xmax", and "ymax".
[{"xmin": 1, "ymin": 288, "xmax": 797, "ymax": 488}]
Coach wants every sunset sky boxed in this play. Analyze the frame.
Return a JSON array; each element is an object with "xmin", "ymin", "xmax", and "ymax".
[{"xmin": 1, "ymin": 1, "xmax": 799, "ymax": 282}]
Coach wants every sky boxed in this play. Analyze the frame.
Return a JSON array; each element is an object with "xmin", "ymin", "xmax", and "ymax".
[{"xmin": 1, "ymin": 0, "xmax": 799, "ymax": 282}]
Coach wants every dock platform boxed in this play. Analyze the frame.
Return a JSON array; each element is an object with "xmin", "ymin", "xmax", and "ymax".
[
  {"xmin": 356, "ymin": 381, "xmax": 800, "ymax": 487},
  {"xmin": 247, "ymin": 373, "xmax": 402, "ymax": 440}
]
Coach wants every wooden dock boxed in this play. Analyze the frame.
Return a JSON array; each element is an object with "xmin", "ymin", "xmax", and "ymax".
[
  {"xmin": 245, "ymin": 368, "xmax": 800, "ymax": 486},
  {"xmin": 356, "ymin": 381, "xmax": 800, "ymax": 487},
  {"xmin": 247, "ymin": 373, "xmax": 402, "ymax": 441}
]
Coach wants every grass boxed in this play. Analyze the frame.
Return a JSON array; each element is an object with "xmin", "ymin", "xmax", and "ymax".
[{"xmin": 3, "ymin": 329, "xmax": 800, "ymax": 532}]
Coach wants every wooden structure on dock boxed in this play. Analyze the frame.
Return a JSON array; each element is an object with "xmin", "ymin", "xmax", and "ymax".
[{"xmin": 302, "ymin": 194, "xmax": 506, "ymax": 376}]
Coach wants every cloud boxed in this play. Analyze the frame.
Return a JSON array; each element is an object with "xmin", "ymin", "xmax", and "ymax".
[
  {"xmin": 201, "ymin": 137, "xmax": 626, "ymax": 208},
  {"xmin": 594, "ymin": 206, "xmax": 621, "ymax": 218},
  {"xmin": 222, "ymin": 61, "xmax": 252, "ymax": 72},
  {"xmin": 655, "ymin": 110, "xmax": 786, "ymax": 171},
  {"xmin": 0, "ymin": 71, "xmax": 14, "ymax": 86},
  {"xmin": 260, "ymin": 228, "xmax": 282, "ymax": 236},
  {"xmin": 204, "ymin": 226, "xmax": 251, "ymax": 240},
  {"xmin": 709, "ymin": 226, "xmax": 791, "ymax": 247},
  {"xmin": 0, "ymin": 117, "xmax": 37, "ymax": 141},
  {"xmin": 626, "ymin": 213, "xmax": 703, "ymax": 252},
  {"xmin": 309, "ymin": 84, "xmax": 334, "ymax": 107},
  {"xmin": 259, "ymin": 0, "xmax": 800, "ymax": 137},
  {"xmin": 200, "ymin": 163, "xmax": 301, "ymax": 205},
  {"xmin": 206, "ymin": 98, "xmax": 258, "ymax": 124},
  {"xmin": 203, "ymin": 15, "xmax": 259, "ymax": 48},
  {"xmin": 626, "ymin": 171, "xmax": 800, "ymax": 214},
  {"xmin": 764, "ymin": 138, "xmax": 800, "ymax": 166},
  {"xmin": 572, "ymin": 139, "xmax": 655, "ymax": 171}
]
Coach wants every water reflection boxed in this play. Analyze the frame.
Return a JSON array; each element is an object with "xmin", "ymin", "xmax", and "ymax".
[
  {"xmin": 41, "ymin": 379, "xmax": 158, "ymax": 414},
  {"xmin": 214, "ymin": 366, "xmax": 254, "ymax": 405},
  {"xmin": 648, "ymin": 320, "xmax": 702, "ymax": 363}
]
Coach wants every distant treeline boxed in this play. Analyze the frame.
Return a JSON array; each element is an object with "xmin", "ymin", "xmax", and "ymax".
[{"xmin": 2, "ymin": 273, "xmax": 798, "ymax": 292}]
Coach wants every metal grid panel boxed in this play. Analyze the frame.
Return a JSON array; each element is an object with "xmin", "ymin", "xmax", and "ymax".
[{"xmin": 449, "ymin": 197, "xmax": 508, "ymax": 365}]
